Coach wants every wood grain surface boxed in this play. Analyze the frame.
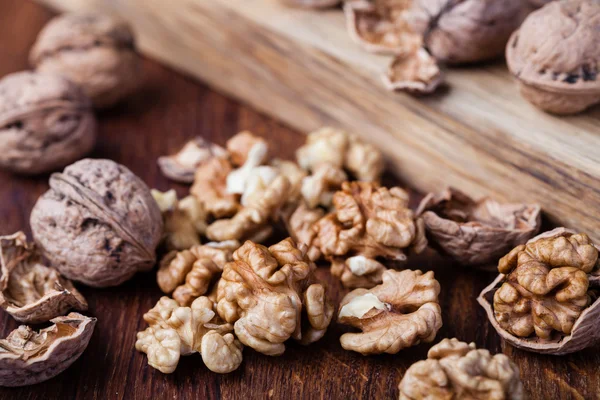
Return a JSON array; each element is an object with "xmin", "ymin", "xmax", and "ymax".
[
  {"xmin": 0, "ymin": 2, "xmax": 598, "ymax": 399},
  {"xmin": 37, "ymin": 0, "xmax": 600, "ymax": 243}
]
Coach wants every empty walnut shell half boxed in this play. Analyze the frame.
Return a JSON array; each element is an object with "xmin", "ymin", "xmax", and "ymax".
[
  {"xmin": 30, "ymin": 159, "xmax": 163, "ymax": 287},
  {"xmin": 0, "ymin": 232, "xmax": 87, "ymax": 324},
  {"xmin": 30, "ymin": 12, "xmax": 141, "ymax": 108},
  {"xmin": 506, "ymin": 0, "xmax": 600, "ymax": 114},
  {"xmin": 0, "ymin": 312, "xmax": 96, "ymax": 387},
  {"xmin": 410, "ymin": 0, "xmax": 530, "ymax": 64},
  {"xmin": 416, "ymin": 188, "xmax": 541, "ymax": 269},
  {"xmin": 0, "ymin": 71, "xmax": 96, "ymax": 175},
  {"xmin": 478, "ymin": 228, "xmax": 600, "ymax": 355}
]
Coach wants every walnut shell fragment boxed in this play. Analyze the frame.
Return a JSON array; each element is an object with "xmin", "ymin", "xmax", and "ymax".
[
  {"xmin": 158, "ymin": 137, "xmax": 227, "ymax": 183},
  {"xmin": 216, "ymin": 238, "xmax": 334, "ymax": 355},
  {"xmin": 478, "ymin": 228, "xmax": 600, "ymax": 354},
  {"xmin": 30, "ymin": 12, "xmax": 141, "ymax": 108},
  {"xmin": 338, "ymin": 269, "xmax": 442, "ymax": 355},
  {"xmin": 30, "ymin": 159, "xmax": 163, "ymax": 287},
  {"xmin": 506, "ymin": 0, "xmax": 600, "ymax": 115},
  {"xmin": 0, "ymin": 71, "xmax": 96, "ymax": 175},
  {"xmin": 382, "ymin": 48, "xmax": 443, "ymax": 94},
  {"xmin": 398, "ymin": 338, "xmax": 525, "ymax": 399},
  {"xmin": 416, "ymin": 188, "xmax": 541, "ymax": 269},
  {"xmin": 0, "ymin": 232, "xmax": 87, "ymax": 324},
  {"xmin": 0, "ymin": 312, "xmax": 96, "ymax": 387}
]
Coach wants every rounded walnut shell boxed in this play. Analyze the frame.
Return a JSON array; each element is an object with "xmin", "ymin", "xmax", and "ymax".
[
  {"xmin": 0, "ymin": 71, "xmax": 96, "ymax": 175},
  {"xmin": 30, "ymin": 159, "xmax": 163, "ymax": 287},
  {"xmin": 506, "ymin": 0, "xmax": 600, "ymax": 115},
  {"xmin": 30, "ymin": 12, "xmax": 141, "ymax": 108}
]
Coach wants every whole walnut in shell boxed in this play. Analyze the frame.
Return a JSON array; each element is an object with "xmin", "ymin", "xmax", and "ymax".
[
  {"xmin": 30, "ymin": 12, "xmax": 141, "ymax": 108},
  {"xmin": 30, "ymin": 159, "xmax": 163, "ymax": 287},
  {"xmin": 0, "ymin": 313, "xmax": 96, "ymax": 387},
  {"xmin": 506, "ymin": 0, "xmax": 600, "ymax": 114},
  {"xmin": 417, "ymin": 188, "xmax": 541, "ymax": 270},
  {"xmin": 338, "ymin": 269, "xmax": 442, "ymax": 355},
  {"xmin": 216, "ymin": 238, "xmax": 334, "ymax": 355},
  {"xmin": 398, "ymin": 338, "xmax": 525, "ymax": 400},
  {"xmin": 478, "ymin": 228, "xmax": 600, "ymax": 355},
  {"xmin": 410, "ymin": 0, "xmax": 530, "ymax": 64},
  {"xmin": 0, "ymin": 232, "xmax": 87, "ymax": 324},
  {"xmin": 0, "ymin": 71, "xmax": 96, "ymax": 174}
]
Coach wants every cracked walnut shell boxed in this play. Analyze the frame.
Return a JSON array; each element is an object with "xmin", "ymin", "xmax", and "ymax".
[
  {"xmin": 506, "ymin": 0, "xmax": 600, "ymax": 114},
  {"xmin": 0, "ymin": 71, "xmax": 96, "ymax": 175},
  {"xmin": 30, "ymin": 159, "xmax": 163, "ymax": 287},
  {"xmin": 416, "ymin": 188, "xmax": 541, "ymax": 269},
  {"xmin": 0, "ymin": 232, "xmax": 87, "ymax": 324},
  {"xmin": 478, "ymin": 228, "xmax": 600, "ymax": 355},
  {"xmin": 158, "ymin": 137, "xmax": 227, "ymax": 184},
  {"xmin": 382, "ymin": 48, "xmax": 443, "ymax": 94},
  {"xmin": 0, "ymin": 313, "xmax": 96, "ymax": 387},
  {"xmin": 216, "ymin": 238, "xmax": 334, "ymax": 355},
  {"xmin": 30, "ymin": 12, "xmax": 141, "ymax": 108},
  {"xmin": 338, "ymin": 269, "xmax": 442, "ymax": 355},
  {"xmin": 398, "ymin": 338, "xmax": 525, "ymax": 400}
]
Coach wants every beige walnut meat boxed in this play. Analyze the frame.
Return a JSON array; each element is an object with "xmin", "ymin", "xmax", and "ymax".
[
  {"xmin": 0, "ymin": 232, "xmax": 87, "ymax": 324},
  {"xmin": 30, "ymin": 12, "xmax": 141, "ymax": 108},
  {"xmin": 479, "ymin": 228, "xmax": 600, "ymax": 355},
  {"xmin": 0, "ymin": 313, "xmax": 96, "ymax": 387},
  {"xmin": 0, "ymin": 71, "xmax": 96, "ymax": 175},
  {"xmin": 158, "ymin": 137, "xmax": 227, "ymax": 184},
  {"xmin": 338, "ymin": 269, "xmax": 441, "ymax": 355},
  {"xmin": 398, "ymin": 338, "xmax": 525, "ymax": 400},
  {"xmin": 216, "ymin": 238, "xmax": 334, "ymax": 355}
]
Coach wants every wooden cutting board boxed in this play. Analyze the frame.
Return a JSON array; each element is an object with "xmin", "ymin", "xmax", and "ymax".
[{"xmin": 39, "ymin": 0, "xmax": 600, "ymax": 240}]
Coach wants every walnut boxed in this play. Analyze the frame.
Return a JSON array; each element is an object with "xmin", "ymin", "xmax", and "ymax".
[
  {"xmin": 216, "ymin": 238, "xmax": 334, "ymax": 355},
  {"xmin": 30, "ymin": 159, "xmax": 163, "ymax": 287},
  {"xmin": 338, "ymin": 269, "xmax": 442, "ymax": 355},
  {"xmin": 0, "ymin": 313, "xmax": 96, "ymax": 387},
  {"xmin": 398, "ymin": 338, "xmax": 525, "ymax": 400},
  {"xmin": 279, "ymin": 0, "xmax": 341, "ymax": 8},
  {"xmin": 478, "ymin": 228, "xmax": 600, "ymax": 355},
  {"xmin": 382, "ymin": 48, "xmax": 443, "ymax": 94},
  {"xmin": 30, "ymin": 12, "xmax": 141, "ymax": 108},
  {"xmin": 271, "ymin": 159, "xmax": 307, "ymax": 202},
  {"xmin": 506, "ymin": 0, "xmax": 600, "ymax": 114},
  {"xmin": 226, "ymin": 137, "xmax": 269, "ymax": 195},
  {"xmin": 409, "ymin": 0, "xmax": 530, "ymax": 65},
  {"xmin": 283, "ymin": 202, "xmax": 325, "ymax": 261},
  {"xmin": 301, "ymin": 163, "xmax": 348, "ymax": 209},
  {"xmin": 136, "ymin": 296, "xmax": 242, "ymax": 374},
  {"xmin": 416, "ymin": 188, "xmax": 541, "ymax": 269},
  {"xmin": 226, "ymin": 131, "xmax": 268, "ymax": 167},
  {"xmin": 157, "ymin": 241, "xmax": 239, "ymax": 306},
  {"xmin": 0, "ymin": 71, "xmax": 96, "ymax": 175},
  {"xmin": 313, "ymin": 181, "xmax": 427, "ymax": 288},
  {"xmin": 0, "ymin": 232, "xmax": 87, "ymax": 324},
  {"xmin": 191, "ymin": 156, "xmax": 239, "ymax": 218},
  {"xmin": 158, "ymin": 137, "xmax": 227, "ymax": 184}
]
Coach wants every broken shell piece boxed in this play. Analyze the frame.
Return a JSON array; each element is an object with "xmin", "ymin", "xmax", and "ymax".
[
  {"xmin": 0, "ymin": 313, "xmax": 96, "ymax": 387},
  {"xmin": 382, "ymin": 49, "xmax": 443, "ymax": 94},
  {"xmin": 158, "ymin": 137, "xmax": 227, "ymax": 184},
  {"xmin": 0, "ymin": 232, "xmax": 87, "ymax": 324},
  {"xmin": 278, "ymin": 0, "xmax": 341, "ymax": 8}
]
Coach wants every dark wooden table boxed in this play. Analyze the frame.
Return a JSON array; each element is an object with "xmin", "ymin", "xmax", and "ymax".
[{"xmin": 0, "ymin": 2, "xmax": 598, "ymax": 399}]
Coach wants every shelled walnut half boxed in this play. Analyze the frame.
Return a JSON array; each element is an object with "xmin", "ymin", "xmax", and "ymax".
[
  {"xmin": 417, "ymin": 188, "xmax": 541, "ymax": 269},
  {"xmin": 0, "ymin": 232, "xmax": 87, "ymax": 324},
  {"xmin": 398, "ymin": 338, "xmax": 525, "ymax": 400},
  {"xmin": 216, "ymin": 238, "xmax": 334, "ymax": 355},
  {"xmin": 478, "ymin": 228, "xmax": 600, "ymax": 355},
  {"xmin": 158, "ymin": 137, "xmax": 227, "ymax": 183},
  {"xmin": 338, "ymin": 269, "xmax": 442, "ymax": 355},
  {"xmin": 0, "ymin": 313, "xmax": 96, "ymax": 387},
  {"xmin": 313, "ymin": 181, "xmax": 426, "ymax": 288}
]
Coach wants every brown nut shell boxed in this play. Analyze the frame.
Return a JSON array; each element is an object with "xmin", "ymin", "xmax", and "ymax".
[
  {"xmin": 0, "ymin": 232, "xmax": 87, "ymax": 323},
  {"xmin": 30, "ymin": 159, "xmax": 163, "ymax": 287},
  {"xmin": 0, "ymin": 71, "xmax": 96, "ymax": 175},
  {"xmin": 478, "ymin": 228, "xmax": 600, "ymax": 354},
  {"xmin": 382, "ymin": 49, "xmax": 443, "ymax": 94},
  {"xmin": 30, "ymin": 12, "xmax": 141, "ymax": 108},
  {"xmin": 0, "ymin": 312, "xmax": 96, "ymax": 387},
  {"xmin": 416, "ymin": 188, "xmax": 541, "ymax": 269}
]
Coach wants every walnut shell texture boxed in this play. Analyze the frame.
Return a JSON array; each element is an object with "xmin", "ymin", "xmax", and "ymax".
[
  {"xmin": 0, "ymin": 313, "xmax": 96, "ymax": 387},
  {"xmin": 30, "ymin": 159, "xmax": 163, "ymax": 287},
  {"xmin": 30, "ymin": 12, "xmax": 141, "ymax": 108},
  {"xmin": 0, "ymin": 71, "xmax": 96, "ymax": 174}
]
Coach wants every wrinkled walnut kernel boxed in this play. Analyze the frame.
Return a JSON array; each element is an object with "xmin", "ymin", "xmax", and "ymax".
[
  {"xmin": 158, "ymin": 137, "xmax": 227, "ymax": 183},
  {"xmin": 191, "ymin": 156, "xmax": 239, "ymax": 218},
  {"xmin": 382, "ymin": 48, "xmax": 443, "ymax": 94},
  {"xmin": 152, "ymin": 189, "xmax": 204, "ymax": 251}
]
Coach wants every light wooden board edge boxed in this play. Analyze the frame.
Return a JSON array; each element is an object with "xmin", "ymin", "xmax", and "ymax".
[{"xmin": 37, "ymin": 0, "xmax": 600, "ymax": 241}]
